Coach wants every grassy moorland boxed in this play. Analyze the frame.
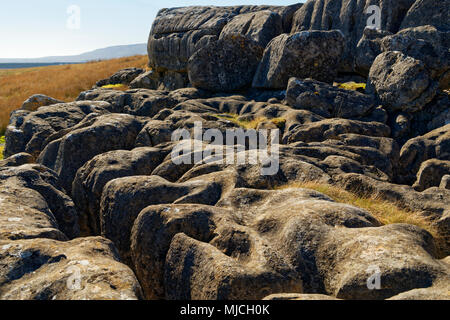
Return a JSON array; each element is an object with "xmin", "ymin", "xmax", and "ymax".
[{"xmin": 0, "ymin": 55, "xmax": 148, "ymax": 135}]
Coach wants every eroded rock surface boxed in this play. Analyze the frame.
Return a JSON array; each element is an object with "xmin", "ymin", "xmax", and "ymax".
[
  {"xmin": 253, "ymin": 31, "xmax": 345, "ymax": 89},
  {"xmin": 1, "ymin": 1, "xmax": 449, "ymax": 301}
]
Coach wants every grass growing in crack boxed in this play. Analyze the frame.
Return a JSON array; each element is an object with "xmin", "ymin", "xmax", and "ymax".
[
  {"xmin": 212, "ymin": 113, "xmax": 286, "ymax": 130},
  {"xmin": 0, "ymin": 135, "xmax": 5, "ymax": 160},
  {"xmin": 334, "ymin": 82, "xmax": 366, "ymax": 92},
  {"xmin": 275, "ymin": 181, "xmax": 444, "ymax": 254},
  {"xmin": 101, "ymin": 84, "xmax": 130, "ymax": 91}
]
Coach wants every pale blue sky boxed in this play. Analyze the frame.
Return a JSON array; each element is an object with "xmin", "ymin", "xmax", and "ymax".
[{"xmin": 0, "ymin": 0, "xmax": 302, "ymax": 58}]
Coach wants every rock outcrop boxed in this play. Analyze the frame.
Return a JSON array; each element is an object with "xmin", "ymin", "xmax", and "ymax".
[
  {"xmin": 291, "ymin": 0, "xmax": 417, "ymax": 71},
  {"xmin": 1, "ymin": 1, "xmax": 449, "ymax": 301}
]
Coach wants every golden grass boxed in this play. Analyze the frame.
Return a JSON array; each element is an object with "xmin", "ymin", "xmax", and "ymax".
[
  {"xmin": 0, "ymin": 55, "xmax": 148, "ymax": 135},
  {"xmin": 276, "ymin": 181, "xmax": 443, "ymax": 252},
  {"xmin": 213, "ymin": 113, "xmax": 286, "ymax": 130}
]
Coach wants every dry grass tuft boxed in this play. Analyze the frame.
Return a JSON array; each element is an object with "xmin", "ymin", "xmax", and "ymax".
[
  {"xmin": 0, "ymin": 135, "xmax": 4, "ymax": 160},
  {"xmin": 101, "ymin": 84, "xmax": 130, "ymax": 91},
  {"xmin": 334, "ymin": 82, "xmax": 366, "ymax": 92},
  {"xmin": 0, "ymin": 55, "xmax": 148, "ymax": 135},
  {"xmin": 213, "ymin": 113, "xmax": 286, "ymax": 130},
  {"xmin": 276, "ymin": 181, "xmax": 443, "ymax": 253}
]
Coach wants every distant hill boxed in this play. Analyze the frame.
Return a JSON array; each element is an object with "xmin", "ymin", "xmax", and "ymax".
[{"xmin": 0, "ymin": 44, "xmax": 147, "ymax": 64}]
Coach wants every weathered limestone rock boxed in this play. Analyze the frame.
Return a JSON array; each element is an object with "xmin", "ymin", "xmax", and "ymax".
[
  {"xmin": 335, "ymin": 173, "xmax": 450, "ymax": 246},
  {"xmin": 440, "ymin": 175, "xmax": 450, "ymax": 190},
  {"xmin": 285, "ymin": 118, "xmax": 391, "ymax": 144},
  {"xmin": 252, "ymin": 31, "xmax": 345, "ymax": 89},
  {"xmin": 219, "ymin": 10, "xmax": 283, "ymax": 48},
  {"xmin": 413, "ymin": 159, "xmax": 450, "ymax": 191},
  {"xmin": 380, "ymin": 28, "xmax": 449, "ymax": 84},
  {"xmin": 72, "ymin": 147, "xmax": 168, "ymax": 235},
  {"xmin": 355, "ymin": 28, "xmax": 392, "ymax": 76},
  {"xmin": 188, "ymin": 34, "xmax": 264, "ymax": 92},
  {"xmin": 0, "ymin": 153, "xmax": 34, "ymax": 168},
  {"xmin": 367, "ymin": 51, "xmax": 438, "ymax": 113},
  {"xmin": 4, "ymin": 101, "xmax": 112, "ymax": 158},
  {"xmin": 129, "ymin": 185, "xmax": 449, "ymax": 300},
  {"xmin": 129, "ymin": 70, "xmax": 159, "ymax": 90},
  {"xmin": 164, "ymin": 232, "xmax": 302, "ymax": 300},
  {"xmin": 285, "ymin": 78, "xmax": 376, "ymax": 119},
  {"xmin": 0, "ymin": 237, "xmax": 143, "ymax": 300},
  {"xmin": 38, "ymin": 113, "xmax": 144, "ymax": 194},
  {"xmin": 318, "ymin": 224, "xmax": 447, "ymax": 299},
  {"xmin": 100, "ymin": 175, "xmax": 222, "ymax": 264},
  {"xmin": 399, "ymin": 124, "xmax": 450, "ymax": 185},
  {"xmin": 96, "ymin": 68, "xmax": 145, "ymax": 87},
  {"xmin": 401, "ymin": 0, "xmax": 450, "ymax": 32},
  {"xmin": 21, "ymin": 94, "xmax": 64, "ymax": 112},
  {"xmin": 291, "ymin": 0, "xmax": 416, "ymax": 71},
  {"xmin": 0, "ymin": 164, "xmax": 79, "ymax": 240}
]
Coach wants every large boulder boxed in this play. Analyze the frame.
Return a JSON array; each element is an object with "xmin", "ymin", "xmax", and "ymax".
[
  {"xmin": 400, "ymin": 0, "xmax": 450, "ymax": 32},
  {"xmin": 188, "ymin": 34, "xmax": 264, "ymax": 92},
  {"xmin": 164, "ymin": 232, "xmax": 301, "ymax": 300},
  {"xmin": 285, "ymin": 78, "xmax": 376, "ymax": 119},
  {"xmin": 252, "ymin": 31, "xmax": 345, "ymax": 89},
  {"xmin": 219, "ymin": 10, "xmax": 283, "ymax": 48},
  {"xmin": 367, "ymin": 51, "xmax": 438, "ymax": 113},
  {"xmin": 380, "ymin": 28, "xmax": 450, "ymax": 87},
  {"xmin": 148, "ymin": 6, "xmax": 238, "ymax": 72}
]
